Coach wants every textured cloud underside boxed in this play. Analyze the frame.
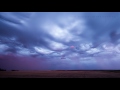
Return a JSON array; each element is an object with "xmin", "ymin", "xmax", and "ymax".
[{"xmin": 0, "ymin": 12, "xmax": 120, "ymax": 70}]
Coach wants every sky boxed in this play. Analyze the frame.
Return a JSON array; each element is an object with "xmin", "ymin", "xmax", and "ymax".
[{"xmin": 0, "ymin": 12, "xmax": 120, "ymax": 70}]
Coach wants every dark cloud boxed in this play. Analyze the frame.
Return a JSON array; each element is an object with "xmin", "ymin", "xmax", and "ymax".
[{"xmin": 0, "ymin": 12, "xmax": 120, "ymax": 70}]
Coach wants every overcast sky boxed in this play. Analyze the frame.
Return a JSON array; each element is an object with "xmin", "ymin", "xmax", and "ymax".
[{"xmin": 0, "ymin": 12, "xmax": 120, "ymax": 70}]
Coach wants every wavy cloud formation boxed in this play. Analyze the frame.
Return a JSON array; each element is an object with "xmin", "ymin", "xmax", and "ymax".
[{"xmin": 0, "ymin": 12, "xmax": 120, "ymax": 70}]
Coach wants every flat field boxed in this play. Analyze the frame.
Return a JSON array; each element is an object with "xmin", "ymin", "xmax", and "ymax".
[{"xmin": 0, "ymin": 70, "xmax": 120, "ymax": 78}]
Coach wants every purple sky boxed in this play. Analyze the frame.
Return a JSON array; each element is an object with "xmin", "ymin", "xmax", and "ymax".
[{"xmin": 0, "ymin": 12, "xmax": 120, "ymax": 70}]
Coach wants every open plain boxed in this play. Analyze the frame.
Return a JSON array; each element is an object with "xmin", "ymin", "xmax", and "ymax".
[{"xmin": 0, "ymin": 70, "xmax": 120, "ymax": 78}]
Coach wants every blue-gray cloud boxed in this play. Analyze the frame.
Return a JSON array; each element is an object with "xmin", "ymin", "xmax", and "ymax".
[{"xmin": 0, "ymin": 12, "xmax": 120, "ymax": 70}]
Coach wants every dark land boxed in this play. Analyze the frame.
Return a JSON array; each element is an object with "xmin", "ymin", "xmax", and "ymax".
[{"xmin": 0, "ymin": 70, "xmax": 120, "ymax": 78}]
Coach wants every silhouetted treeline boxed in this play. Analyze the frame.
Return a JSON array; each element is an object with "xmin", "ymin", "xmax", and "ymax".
[
  {"xmin": 0, "ymin": 68, "xmax": 6, "ymax": 71},
  {"xmin": 11, "ymin": 70, "xmax": 19, "ymax": 71}
]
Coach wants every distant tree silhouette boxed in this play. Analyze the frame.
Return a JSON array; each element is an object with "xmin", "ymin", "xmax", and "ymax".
[
  {"xmin": 11, "ymin": 70, "xmax": 19, "ymax": 71},
  {"xmin": 0, "ymin": 68, "xmax": 6, "ymax": 71}
]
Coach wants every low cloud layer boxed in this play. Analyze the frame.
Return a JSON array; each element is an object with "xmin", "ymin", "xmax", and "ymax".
[{"xmin": 0, "ymin": 12, "xmax": 120, "ymax": 70}]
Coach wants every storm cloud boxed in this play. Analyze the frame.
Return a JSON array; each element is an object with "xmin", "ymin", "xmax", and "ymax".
[{"xmin": 0, "ymin": 12, "xmax": 120, "ymax": 70}]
